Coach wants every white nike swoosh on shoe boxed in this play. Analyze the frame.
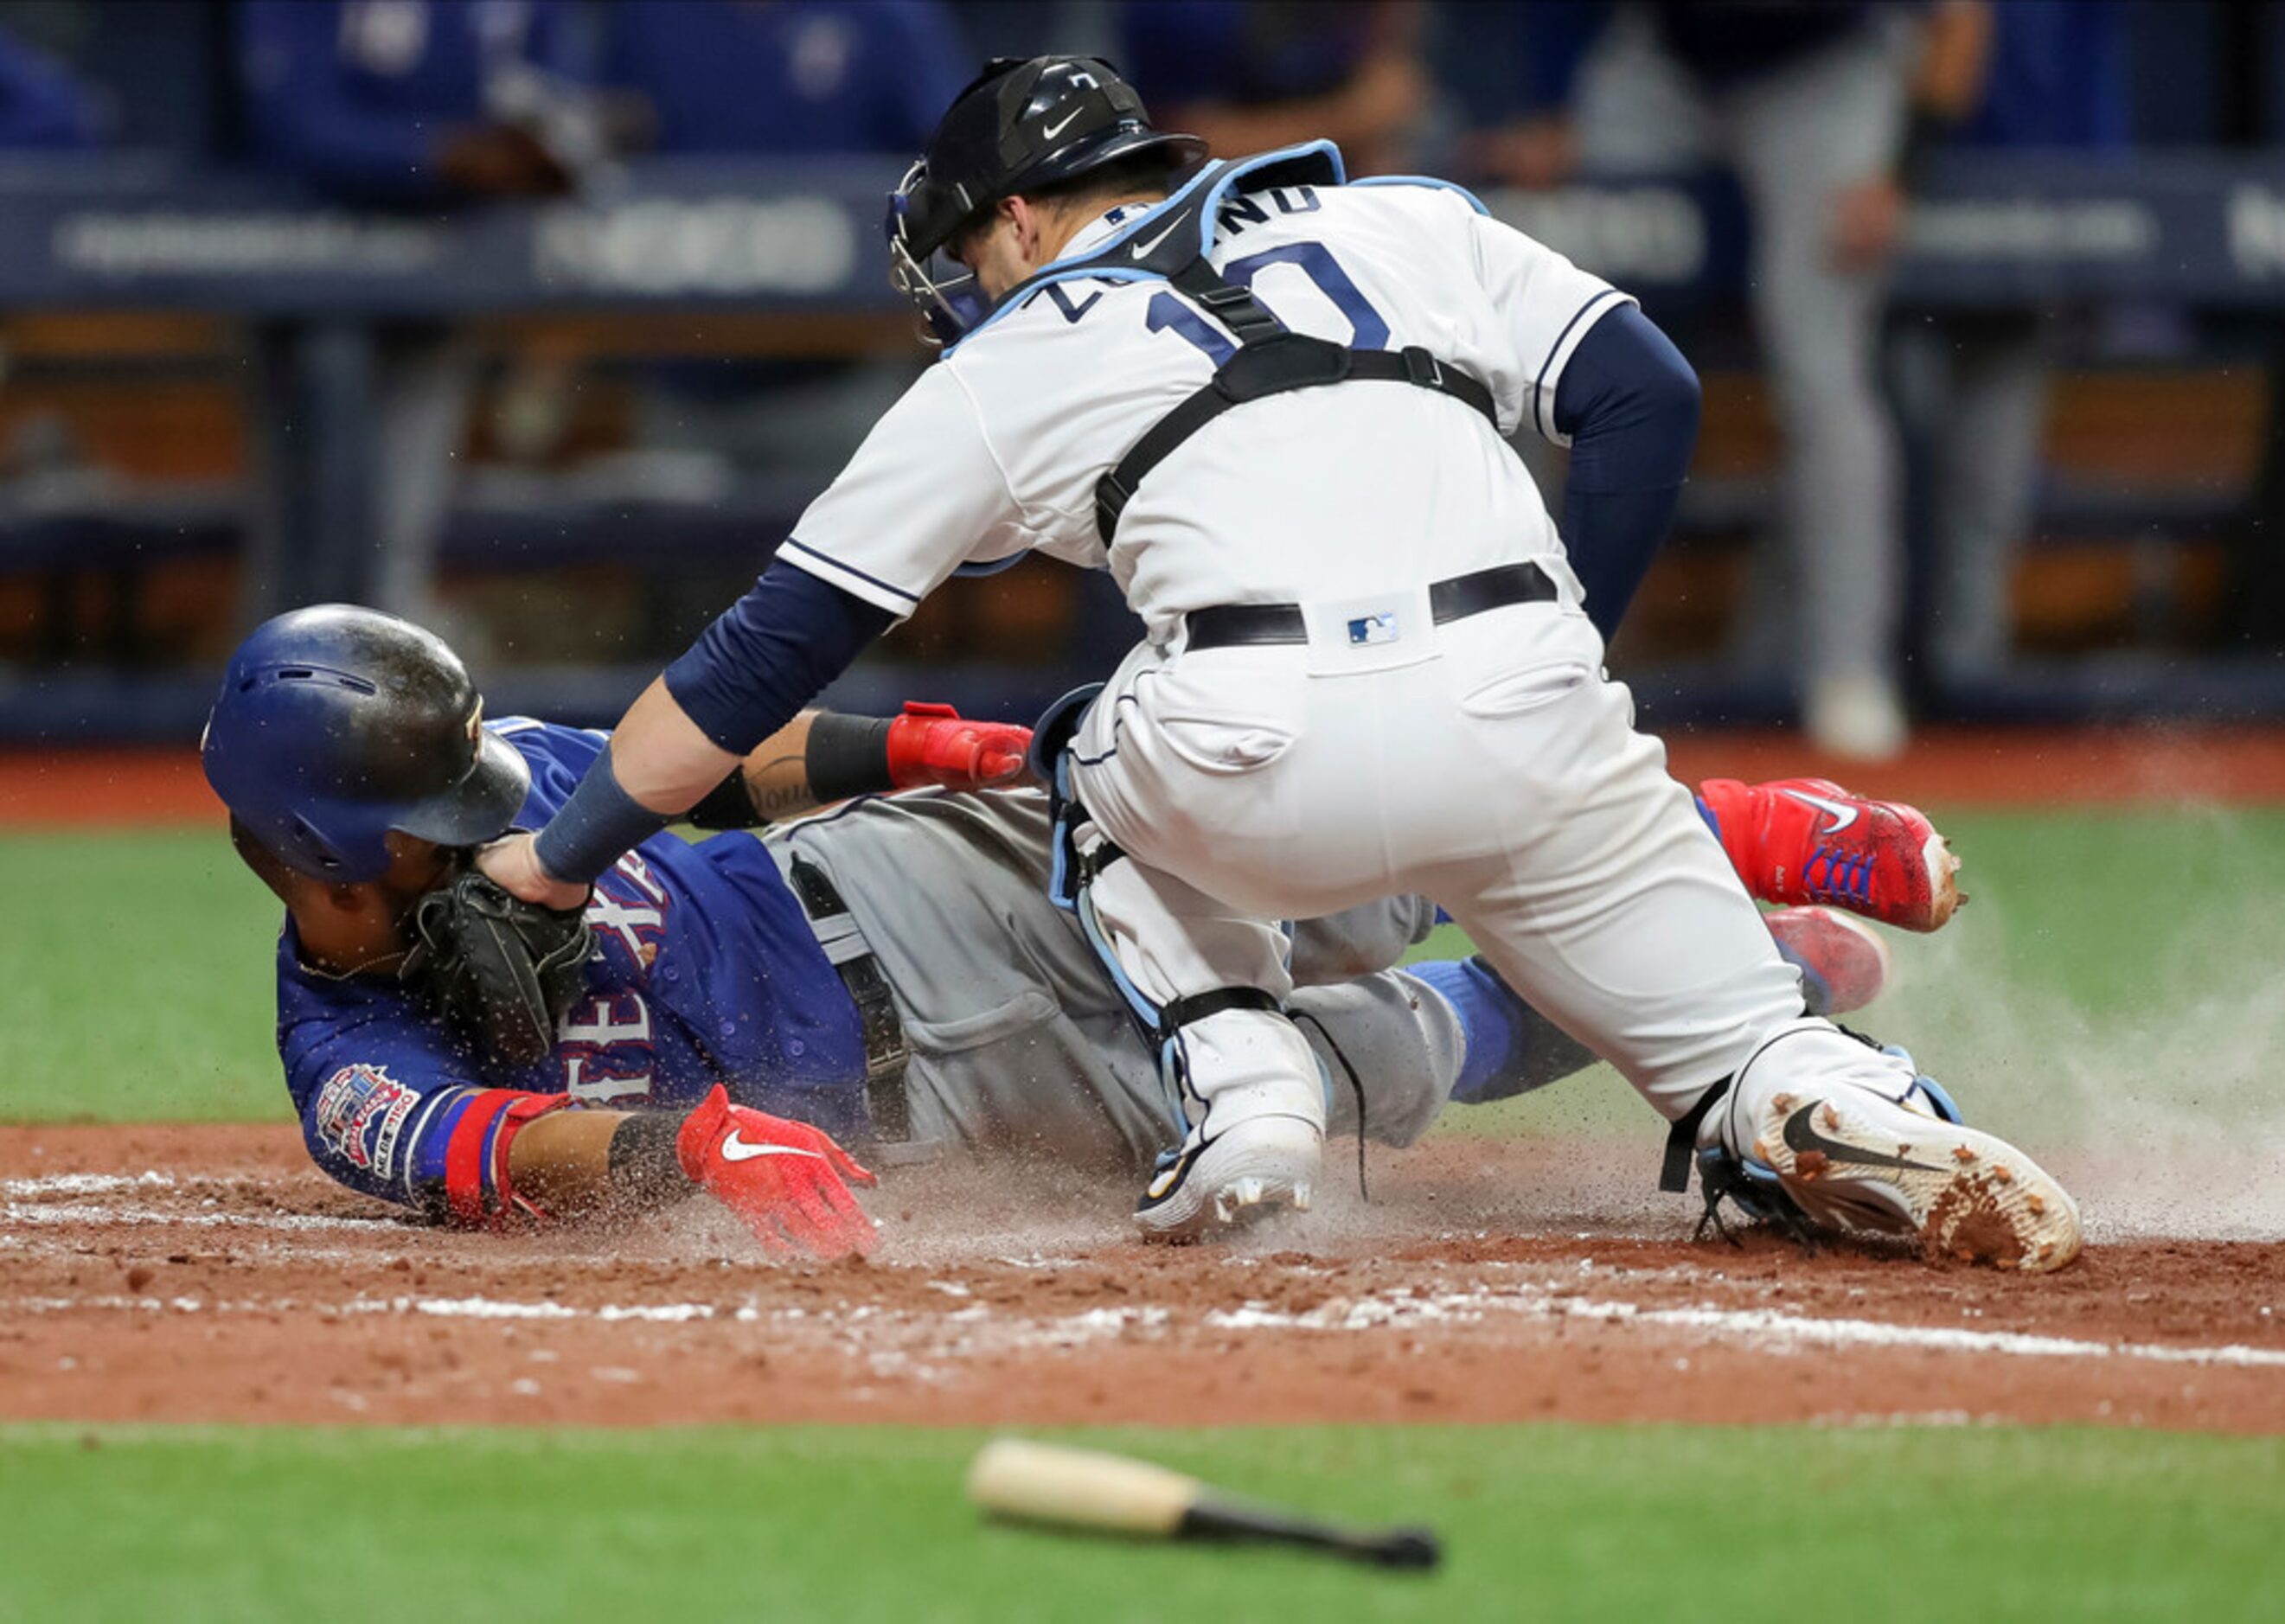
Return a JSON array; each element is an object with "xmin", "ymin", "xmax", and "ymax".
[
  {"xmin": 1041, "ymin": 109, "xmax": 1083, "ymax": 140},
  {"xmin": 1130, "ymin": 218, "xmax": 1185, "ymax": 259},
  {"xmin": 720, "ymin": 1133, "xmax": 825, "ymax": 1165},
  {"xmin": 1783, "ymin": 788, "xmax": 1860, "ymax": 834}
]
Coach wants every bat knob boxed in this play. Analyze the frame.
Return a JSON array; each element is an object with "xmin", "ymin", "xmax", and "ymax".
[{"xmin": 1371, "ymin": 1529, "xmax": 1442, "ymax": 1570}]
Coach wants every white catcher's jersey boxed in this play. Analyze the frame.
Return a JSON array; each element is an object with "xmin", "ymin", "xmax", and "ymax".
[{"xmin": 780, "ymin": 169, "xmax": 1632, "ymax": 643}]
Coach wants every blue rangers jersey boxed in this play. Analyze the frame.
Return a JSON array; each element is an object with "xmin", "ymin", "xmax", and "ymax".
[{"xmin": 273, "ymin": 720, "xmax": 867, "ymax": 1218}]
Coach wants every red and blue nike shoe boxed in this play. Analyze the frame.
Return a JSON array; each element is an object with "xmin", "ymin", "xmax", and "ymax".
[{"xmin": 1698, "ymin": 777, "xmax": 1964, "ymax": 933}]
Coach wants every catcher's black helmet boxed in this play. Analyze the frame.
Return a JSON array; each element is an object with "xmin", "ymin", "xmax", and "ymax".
[{"xmin": 887, "ymin": 56, "xmax": 1206, "ymax": 343}]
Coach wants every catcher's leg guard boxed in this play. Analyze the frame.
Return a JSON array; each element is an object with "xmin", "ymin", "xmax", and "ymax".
[
  {"xmin": 1049, "ymin": 747, "xmax": 1324, "ymax": 1238},
  {"xmin": 1687, "ymin": 1020, "xmax": 2082, "ymax": 1271}
]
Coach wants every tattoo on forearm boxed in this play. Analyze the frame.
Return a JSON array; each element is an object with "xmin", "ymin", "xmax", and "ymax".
[{"xmin": 745, "ymin": 754, "xmax": 813, "ymax": 821}]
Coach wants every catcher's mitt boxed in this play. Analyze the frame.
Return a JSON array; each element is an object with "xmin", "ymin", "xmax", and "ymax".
[{"xmin": 404, "ymin": 868, "xmax": 593, "ymax": 1067}]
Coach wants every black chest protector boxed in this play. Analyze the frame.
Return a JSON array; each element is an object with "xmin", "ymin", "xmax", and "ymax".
[{"xmin": 993, "ymin": 150, "xmax": 1501, "ymax": 546}]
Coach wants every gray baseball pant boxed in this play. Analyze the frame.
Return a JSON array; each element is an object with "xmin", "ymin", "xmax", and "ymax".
[{"xmin": 768, "ymin": 789, "xmax": 1467, "ymax": 1174}]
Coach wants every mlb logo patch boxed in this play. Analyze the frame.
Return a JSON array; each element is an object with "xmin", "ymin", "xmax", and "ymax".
[
  {"xmin": 1347, "ymin": 611, "xmax": 1400, "ymax": 647},
  {"xmin": 312, "ymin": 1063, "xmax": 419, "ymax": 1176}
]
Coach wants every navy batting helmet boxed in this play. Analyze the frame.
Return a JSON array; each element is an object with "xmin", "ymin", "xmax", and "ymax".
[
  {"xmin": 202, "ymin": 605, "xmax": 529, "ymax": 883},
  {"xmin": 887, "ymin": 56, "xmax": 1206, "ymax": 342}
]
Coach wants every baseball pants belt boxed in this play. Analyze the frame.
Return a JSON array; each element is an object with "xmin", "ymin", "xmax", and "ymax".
[
  {"xmin": 784, "ymin": 854, "xmax": 912, "ymax": 1142},
  {"xmin": 1182, "ymin": 561, "xmax": 1559, "ymax": 652}
]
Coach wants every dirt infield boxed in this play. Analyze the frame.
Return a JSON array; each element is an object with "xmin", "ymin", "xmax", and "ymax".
[{"xmin": 6, "ymin": 1125, "xmax": 2280, "ymax": 1434}]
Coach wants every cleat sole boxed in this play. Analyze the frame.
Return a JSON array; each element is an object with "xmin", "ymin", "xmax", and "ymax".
[
  {"xmin": 1750, "ymin": 1093, "xmax": 2083, "ymax": 1273},
  {"xmin": 1135, "ymin": 1117, "xmax": 1322, "ymax": 1244}
]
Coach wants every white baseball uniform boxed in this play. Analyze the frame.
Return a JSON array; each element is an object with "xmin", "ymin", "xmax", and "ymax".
[{"xmin": 780, "ymin": 150, "xmax": 1806, "ymax": 1195}]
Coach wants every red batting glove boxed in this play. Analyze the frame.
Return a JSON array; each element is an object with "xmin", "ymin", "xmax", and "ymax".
[
  {"xmin": 884, "ymin": 702, "xmax": 1033, "ymax": 791},
  {"xmin": 675, "ymin": 1084, "xmax": 878, "ymax": 1261}
]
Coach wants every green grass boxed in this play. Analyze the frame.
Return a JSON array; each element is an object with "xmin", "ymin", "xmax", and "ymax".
[
  {"xmin": 7, "ymin": 809, "xmax": 2285, "ymax": 1131},
  {"xmin": 1, "ymin": 830, "xmax": 283, "ymax": 1122},
  {"xmin": 1, "ymin": 1423, "xmax": 2278, "ymax": 1622}
]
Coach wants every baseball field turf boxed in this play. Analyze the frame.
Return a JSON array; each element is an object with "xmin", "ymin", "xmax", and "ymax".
[
  {"xmin": 5, "ymin": 805, "xmax": 2283, "ymax": 1619},
  {"xmin": 3, "ymin": 1423, "xmax": 2280, "ymax": 1621}
]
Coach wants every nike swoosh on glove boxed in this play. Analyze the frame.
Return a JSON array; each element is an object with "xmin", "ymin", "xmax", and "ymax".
[
  {"xmin": 675, "ymin": 1084, "xmax": 877, "ymax": 1260},
  {"xmin": 885, "ymin": 701, "xmax": 1032, "ymax": 791}
]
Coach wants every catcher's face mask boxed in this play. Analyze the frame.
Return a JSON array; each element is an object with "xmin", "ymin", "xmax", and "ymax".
[
  {"xmin": 886, "ymin": 159, "xmax": 994, "ymax": 348},
  {"xmin": 886, "ymin": 56, "xmax": 1204, "ymax": 347}
]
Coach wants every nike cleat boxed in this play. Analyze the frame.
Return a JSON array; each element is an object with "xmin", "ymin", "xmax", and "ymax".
[
  {"xmin": 1708, "ymin": 1024, "xmax": 2082, "ymax": 1272},
  {"xmin": 1134, "ymin": 1116, "xmax": 1321, "ymax": 1242},
  {"xmin": 1699, "ymin": 777, "xmax": 1964, "ymax": 932},
  {"xmin": 1766, "ymin": 905, "xmax": 1891, "ymax": 1017}
]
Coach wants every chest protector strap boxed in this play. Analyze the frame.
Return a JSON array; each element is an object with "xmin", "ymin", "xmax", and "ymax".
[{"xmin": 1000, "ymin": 150, "xmax": 1502, "ymax": 544}]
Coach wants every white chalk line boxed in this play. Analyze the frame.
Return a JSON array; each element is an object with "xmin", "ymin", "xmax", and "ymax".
[
  {"xmin": 1202, "ymin": 1285, "xmax": 2285, "ymax": 1370},
  {"xmin": 3, "ymin": 1201, "xmax": 394, "ymax": 1234},
  {"xmin": 1, "ymin": 1291, "xmax": 1166, "ymax": 1384},
  {"xmin": 7, "ymin": 1277, "xmax": 2279, "ymax": 1374},
  {"xmin": 3, "ymin": 1173, "xmax": 177, "ymax": 1197},
  {"xmin": 1572, "ymin": 1297, "xmax": 2285, "ymax": 1367}
]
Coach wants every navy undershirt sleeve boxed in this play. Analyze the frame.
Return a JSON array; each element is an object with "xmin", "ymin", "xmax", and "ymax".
[
  {"xmin": 662, "ymin": 555, "xmax": 897, "ymax": 755},
  {"xmin": 1551, "ymin": 303, "xmax": 1703, "ymax": 642}
]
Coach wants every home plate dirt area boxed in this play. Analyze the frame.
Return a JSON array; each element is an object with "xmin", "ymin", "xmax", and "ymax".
[{"xmin": 5, "ymin": 1125, "xmax": 2281, "ymax": 1435}]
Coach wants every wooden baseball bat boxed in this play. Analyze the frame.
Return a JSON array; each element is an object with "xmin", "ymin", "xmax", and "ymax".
[{"xmin": 965, "ymin": 1438, "xmax": 1441, "ymax": 1570}]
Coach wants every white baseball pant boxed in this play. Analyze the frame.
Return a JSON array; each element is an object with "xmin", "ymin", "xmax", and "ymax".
[{"xmin": 1070, "ymin": 588, "xmax": 1809, "ymax": 1140}]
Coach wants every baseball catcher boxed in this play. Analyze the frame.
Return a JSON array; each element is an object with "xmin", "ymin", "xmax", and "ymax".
[{"xmin": 467, "ymin": 56, "xmax": 2077, "ymax": 1268}]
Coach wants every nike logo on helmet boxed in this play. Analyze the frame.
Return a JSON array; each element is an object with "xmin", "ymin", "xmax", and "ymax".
[
  {"xmin": 1130, "ymin": 218, "xmax": 1185, "ymax": 259},
  {"xmin": 1783, "ymin": 788, "xmax": 1860, "ymax": 834},
  {"xmin": 720, "ymin": 1132, "xmax": 825, "ymax": 1165},
  {"xmin": 1041, "ymin": 108, "xmax": 1083, "ymax": 140},
  {"xmin": 1781, "ymin": 1102, "xmax": 1948, "ymax": 1175}
]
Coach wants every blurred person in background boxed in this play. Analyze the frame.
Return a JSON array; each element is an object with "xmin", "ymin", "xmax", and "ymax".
[
  {"xmin": 1891, "ymin": 0, "xmax": 2128, "ymax": 690},
  {"xmin": 594, "ymin": 0, "xmax": 969, "ymax": 486},
  {"xmin": 0, "ymin": 19, "xmax": 99, "ymax": 148},
  {"xmin": 1117, "ymin": 0, "xmax": 1427, "ymax": 174},
  {"xmin": 605, "ymin": 0, "xmax": 967, "ymax": 157},
  {"xmin": 236, "ymin": 0, "xmax": 598, "ymax": 633},
  {"xmin": 1451, "ymin": 2, "xmax": 1987, "ymax": 760},
  {"xmin": 240, "ymin": 0, "xmax": 591, "ymax": 207}
]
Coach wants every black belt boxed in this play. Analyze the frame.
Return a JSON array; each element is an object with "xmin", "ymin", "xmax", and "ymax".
[
  {"xmin": 784, "ymin": 854, "xmax": 911, "ymax": 1142},
  {"xmin": 1184, "ymin": 561, "xmax": 1559, "ymax": 652}
]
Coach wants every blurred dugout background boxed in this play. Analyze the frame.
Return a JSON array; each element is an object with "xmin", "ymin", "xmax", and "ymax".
[{"xmin": 0, "ymin": 0, "xmax": 2280, "ymax": 755}]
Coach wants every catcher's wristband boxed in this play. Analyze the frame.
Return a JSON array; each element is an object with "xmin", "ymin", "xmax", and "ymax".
[
  {"xmin": 533, "ymin": 742, "xmax": 670, "ymax": 885},
  {"xmin": 688, "ymin": 768, "xmax": 765, "ymax": 830}
]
